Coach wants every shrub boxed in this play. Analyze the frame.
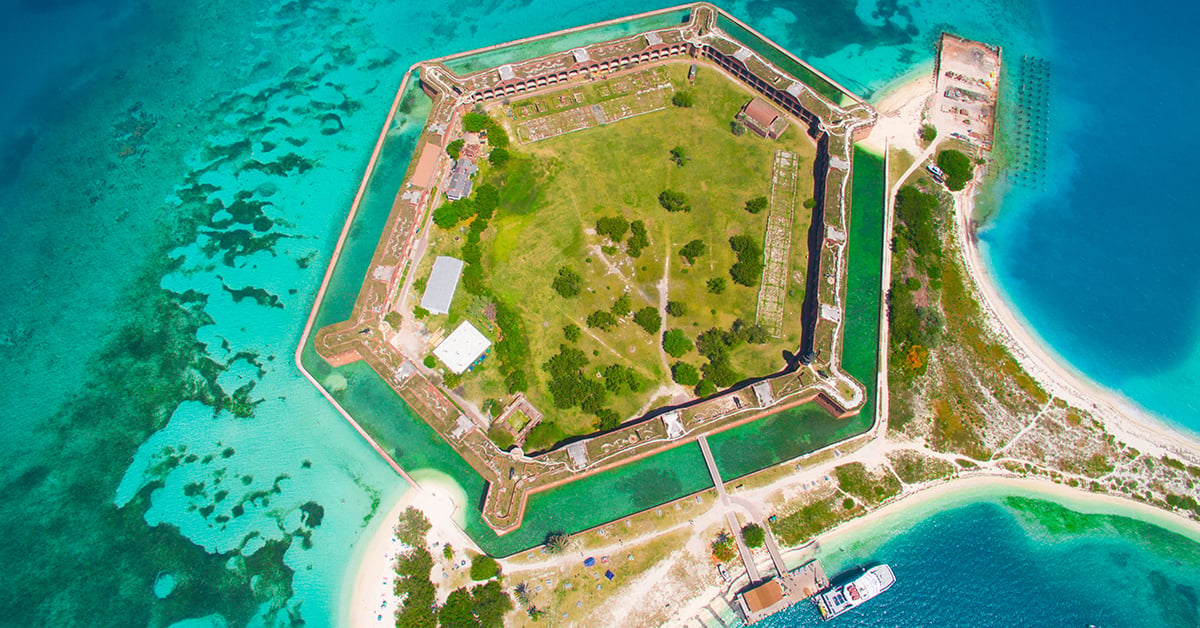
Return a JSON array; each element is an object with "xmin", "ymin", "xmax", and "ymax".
[
  {"xmin": 658, "ymin": 189, "xmax": 691, "ymax": 213},
  {"xmin": 633, "ymin": 307, "xmax": 662, "ymax": 334},
  {"xmin": 920, "ymin": 123, "xmax": 937, "ymax": 143},
  {"xmin": 803, "ymin": 197, "xmax": 817, "ymax": 209},
  {"xmin": 596, "ymin": 215, "xmax": 630, "ymax": 241},
  {"xmin": 469, "ymin": 555, "xmax": 501, "ymax": 581},
  {"xmin": 695, "ymin": 378, "xmax": 717, "ymax": 397},
  {"xmin": 730, "ymin": 120, "xmax": 746, "ymax": 136},
  {"xmin": 384, "ymin": 311, "xmax": 403, "ymax": 329},
  {"xmin": 671, "ymin": 362, "xmax": 700, "ymax": 386},
  {"xmin": 744, "ymin": 196, "xmax": 768, "ymax": 214},
  {"xmin": 679, "ymin": 239, "xmax": 706, "ymax": 264},
  {"xmin": 741, "ymin": 523, "xmax": 765, "ymax": 548},
  {"xmin": 488, "ymin": 147, "xmax": 509, "ymax": 167},
  {"xmin": 414, "ymin": 306, "xmax": 430, "ymax": 319},
  {"xmin": 563, "ymin": 323, "xmax": 581, "ymax": 342},
  {"xmin": 706, "ymin": 277, "xmax": 727, "ymax": 294},
  {"xmin": 423, "ymin": 355, "xmax": 437, "ymax": 369},
  {"xmin": 552, "ymin": 267, "xmax": 582, "ymax": 297},
  {"xmin": 937, "ymin": 149, "xmax": 974, "ymax": 191},
  {"xmin": 446, "ymin": 138, "xmax": 465, "ymax": 159},
  {"xmin": 672, "ymin": 91, "xmax": 694, "ymax": 108},
  {"xmin": 662, "ymin": 329, "xmax": 694, "ymax": 358},
  {"xmin": 666, "ymin": 301, "xmax": 686, "ymax": 317}
]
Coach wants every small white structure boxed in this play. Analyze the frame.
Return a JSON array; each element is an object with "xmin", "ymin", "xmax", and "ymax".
[{"xmin": 433, "ymin": 321, "xmax": 492, "ymax": 374}]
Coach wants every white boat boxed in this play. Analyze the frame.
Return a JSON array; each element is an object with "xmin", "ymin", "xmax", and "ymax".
[{"xmin": 813, "ymin": 565, "xmax": 895, "ymax": 620}]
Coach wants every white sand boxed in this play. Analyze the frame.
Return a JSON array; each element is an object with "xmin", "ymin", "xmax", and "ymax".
[
  {"xmin": 859, "ymin": 64, "xmax": 934, "ymax": 156},
  {"xmin": 341, "ymin": 471, "xmax": 478, "ymax": 628}
]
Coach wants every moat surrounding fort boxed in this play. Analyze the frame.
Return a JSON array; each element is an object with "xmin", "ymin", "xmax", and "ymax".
[{"xmin": 300, "ymin": 4, "xmax": 884, "ymax": 549}]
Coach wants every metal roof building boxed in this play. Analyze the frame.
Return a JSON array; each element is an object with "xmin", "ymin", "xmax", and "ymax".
[
  {"xmin": 420, "ymin": 256, "xmax": 464, "ymax": 315},
  {"xmin": 433, "ymin": 321, "xmax": 492, "ymax": 374}
]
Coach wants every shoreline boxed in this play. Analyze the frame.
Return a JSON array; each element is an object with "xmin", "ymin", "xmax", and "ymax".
[
  {"xmin": 811, "ymin": 475, "xmax": 1200, "ymax": 563},
  {"xmin": 340, "ymin": 471, "xmax": 475, "ymax": 628},
  {"xmin": 954, "ymin": 186, "xmax": 1200, "ymax": 457}
]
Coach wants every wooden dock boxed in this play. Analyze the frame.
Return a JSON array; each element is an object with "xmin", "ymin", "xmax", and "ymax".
[{"xmin": 736, "ymin": 559, "xmax": 830, "ymax": 624}]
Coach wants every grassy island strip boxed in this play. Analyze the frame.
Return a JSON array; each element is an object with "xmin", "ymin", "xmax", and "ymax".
[{"xmin": 300, "ymin": 0, "xmax": 879, "ymax": 549}]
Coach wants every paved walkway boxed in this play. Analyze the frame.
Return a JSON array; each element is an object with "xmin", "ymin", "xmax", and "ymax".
[{"xmin": 698, "ymin": 436, "xmax": 792, "ymax": 583}]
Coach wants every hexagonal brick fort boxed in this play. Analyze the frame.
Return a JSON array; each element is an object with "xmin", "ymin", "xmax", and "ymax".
[{"xmin": 304, "ymin": 2, "xmax": 878, "ymax": 535}]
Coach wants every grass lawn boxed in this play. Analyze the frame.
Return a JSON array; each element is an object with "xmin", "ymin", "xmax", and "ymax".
[{"xmin": 419, "ymin": 62, "xmax": 816, "ymax": 439}]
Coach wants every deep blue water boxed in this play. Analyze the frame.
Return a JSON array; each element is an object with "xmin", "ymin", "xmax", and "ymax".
[
  {"xmin": 1, "ymin": 0, "xmax": 1198, "ymax": 625},
  {"xmin": 757, "ymin": 499, "xmax": 1200, "ymax": 628},
  {"xmin": 979, "ymin": 0, "xmax": 1200, "ymax": 428}
]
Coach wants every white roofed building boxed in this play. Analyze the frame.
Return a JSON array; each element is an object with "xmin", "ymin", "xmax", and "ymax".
[{"xmin": 433, "ymin": 321, "xmax": 492, "ymax": 374}]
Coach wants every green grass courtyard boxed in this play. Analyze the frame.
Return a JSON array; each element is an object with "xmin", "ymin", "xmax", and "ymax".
[{"xmin": 414, "ymin": 62, "xmax": 818, "ymax": 445}]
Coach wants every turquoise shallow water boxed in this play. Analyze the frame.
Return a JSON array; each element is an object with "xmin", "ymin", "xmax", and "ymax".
[{"xmin": 1, "ymin": 0, "xmax": 1198, "ymax": 625}]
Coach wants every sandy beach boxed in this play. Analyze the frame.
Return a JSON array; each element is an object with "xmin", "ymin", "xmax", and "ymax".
[{"xmin": 340, "ymin": 470, "xmax": 476, "ymax": 628}]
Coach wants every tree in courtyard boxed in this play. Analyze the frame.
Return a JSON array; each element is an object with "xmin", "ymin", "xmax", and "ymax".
[
  {"xmin": 504, "ymin": 370, "xmax": 527, "ymax": 394},
  {"xmin": 586, "ymin": 310, "xmax": 617, "ymax": 331},
  {"xmin": 669, "ymin": 145, "xmax": 689, "ymax": 167},
  {"xmin": 626, "ymin": 220, "xmax": 650, "ymax": 257},
  {"xmin": 610, "ymin": 292, "xmax": 632, "ymax": 317},
  {"xmin": 666, "ymin": 300, "xmax": 687, "ymax": 317},
  {"xmin": 446, "ymin": 138, "xmax": 465, "ymax": 160},
  {"xmin": 552, "ymin": 267, "xmax": 583, "ymax": 298},
  {"xmin": 744, "ymin": 196, "xmax": 769, "ymax": 214},
  {"xmin": 729, "ymin": 235, "xmax": 764, "ymax": 287},
  {"xmin": 662, "ymin": 329, "xmax": 694, "ymax": 358},
  {"xmin": 937, "ymin": 149, "xmax": 974, "ymax": 191},
  {"xmin": 633, "ymin": 306, "xmax": 662, "ymax": 334},
  {"xmin": 706, "ymin": 277, "xmax": 726, "ymax": 294},
  {"xmin": 462, "ymin": 112, "xmax": 491, "ymax": 133},
  {"xmin": 672, "ymin": 90, "xmax": 694, "ymax": 107},
  {"xmin": 741, "ymin": 523, "xmax": 765, "ymax": 548},
  {"xmin": 488, "ymin": 147, "xmax": 509, "ymax": 167},
  {"xmin": 658, "ymin": 189, "xmax": 691, "ymax": 213},
  {"xmin": 594, "ymin": 408, "xmax": 621, "ymax": 432},
  {"xmin": 596, "ymin": 215, "xmax": 630, "ymax": 242},
  {"xmin": 473, "ymin": 184, "xmax": 500, "ymax": 220},
  {"xmin": 484, "ymin": 120, "xmax": 509, "ymax": 149},
  {"xmin": 679, "ymin": 239, "xmax": 706, "ymax": 264},
  {"xmin": 671, "ymin": 361, "xmax": 700, "ymax": 386}
]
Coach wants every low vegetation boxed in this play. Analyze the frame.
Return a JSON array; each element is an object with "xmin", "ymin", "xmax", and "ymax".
[{"xmin": 834, "ymin": 462, "xmax": 901, "ymax": 506}]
